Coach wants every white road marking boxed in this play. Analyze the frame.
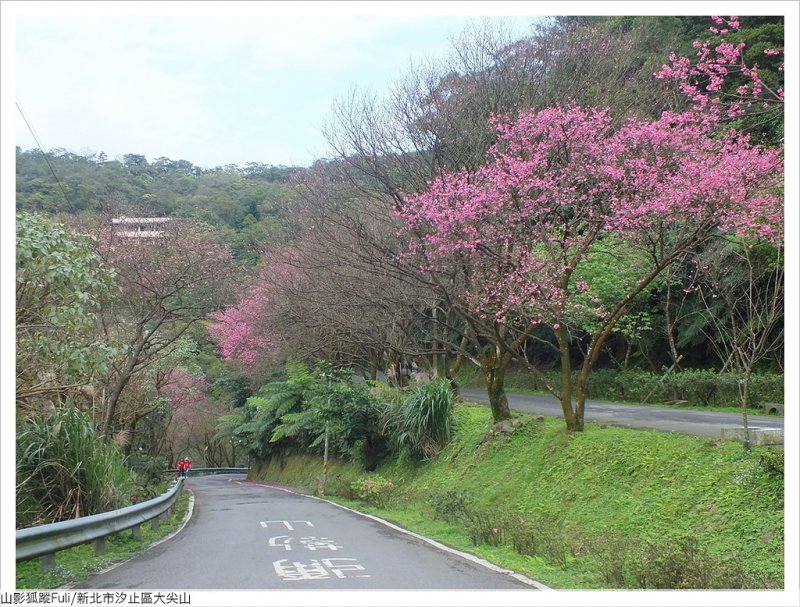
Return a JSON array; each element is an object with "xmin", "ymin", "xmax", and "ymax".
[{"xmin": 260, "ymin": 520, "xmax": 314, "ymax": 530}]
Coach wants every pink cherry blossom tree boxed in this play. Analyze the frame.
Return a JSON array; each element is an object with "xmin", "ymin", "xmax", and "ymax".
[
  {"xmin": 401, "ymin": 104, "xmax": 782, "ymax": 431},
  {"xmin": 207, "ymin": 255, "xmax": 300, "ymax": 378},
  {"xmin": 208, "ymin": 284, "xmax": 274, "ymax": 374},
  {"xmin": 655, "ymin": 16, "xmax": 783, "ymax": 127},
  {"xmin": 93, "ymin": 219, "xmax": 233, "ymax": 438},
  {"xmin": 158, "ymin": 367, "xmax": 209, "ymax": 461}
]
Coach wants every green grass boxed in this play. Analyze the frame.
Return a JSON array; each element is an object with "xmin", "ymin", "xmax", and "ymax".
[
  {"xmin": 15, "ymin": 490, "xmax": 192, "ymax": 589},
  {"xmin": 250, "ymin": 403, "xmax": 784, "ymax": 589}
]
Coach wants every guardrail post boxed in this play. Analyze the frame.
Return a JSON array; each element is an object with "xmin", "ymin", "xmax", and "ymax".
[
  {"xmin": 17, "ymin": 474, "xmax": 188, "ymax": 566},
  {"xmin": 151, "ymin": 515, "xmax": 160, "ymax": 532},
  {"xmin": 42, "ymin": 553, "xmax": 56, "ymax": 571}
]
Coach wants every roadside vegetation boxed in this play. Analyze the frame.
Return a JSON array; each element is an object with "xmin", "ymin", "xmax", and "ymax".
[{"xmin": 250, "ymin": 401, "xmax": 784, "ymax": 590}]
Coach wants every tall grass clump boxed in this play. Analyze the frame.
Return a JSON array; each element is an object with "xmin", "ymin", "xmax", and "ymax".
[
  {"xmin": 16, "ymin": 406, "xmax": 133, "ymax": 527},
  {"xmin": 388, "ymin": 378, "xmax": 455, "ymax": 459}
]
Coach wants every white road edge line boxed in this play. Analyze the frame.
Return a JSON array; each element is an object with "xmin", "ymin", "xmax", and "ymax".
[{"xmin": 238, "ymin": 481, "xmax": 551, "ymax": 591}]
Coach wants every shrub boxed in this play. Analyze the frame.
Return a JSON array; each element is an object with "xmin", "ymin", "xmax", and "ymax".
[
  {"xmin": 463, "ymin": 364, "xmax": 783, "ymax": 409},
  {"xmin": 582, "ymin": 368, "xmax": 622, "ymax": 400},
  {"xmin": 609, "ymin": 369, "xmax": 783, "ymax": 408},
  {"xmin": 506, "ymin": 513, "xmax": 574, "ymax": 567},
  {"xmin": 16, "ymin": 406, "xmax": 133, "ymax": 527},
  {"xmin": 235, "ymin": 361, "xmax": 389, "ymax": 469},
  {"xmin": 427, "ymin": 489, "xmax": 474, "ymax": 523},
  {"xmin": 126, "ymin": 451, "xmax": 169, "ymax": 496},
  {"xmin": 505, "ymin": 516, "xmax": 539, "ymax": 556},
  {"xmin": 633, "ymin": 536, "xmax": 712, "ymax": 589},
  {"xmin": 757, "ymin": 448, "xmax": 784, "ymax": 477},
  {"xmin": 350, "ymin": 475, "xmax": 394, "ymax": 506},
  {"xmin": 747, "ymin": 373, "xmax": 784, "ymax": 405},
  {"xmin": 593, "ymin": 533, "xmax": 766, "ymax": 589},
  {"xmin": 390, "ymin": 378, "xmax": 455, "ymax": 459},
  {"xmin": 464, "ymin": 509, "xmax": 505, "ymax": 546}
]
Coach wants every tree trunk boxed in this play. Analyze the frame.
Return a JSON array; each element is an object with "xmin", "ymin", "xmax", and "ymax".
[
  {"xmin": 431, "ymin": 305, "xmax": 440, "ymax": 378},
  {"xmin": 102, "ymin": 366, "xmax": 133, "ymax": 438},
  {"xmin": 103, "ymin": 325, "xmax": 148, "ymax": 438},
  {"xmin": 555, "ymin": 326, "xmax": 581, "ymax": 431},
  {"xmin": 482, "ymin": 347, "xmax": 512, "ymax": 422},
  {"xmin": 447, "ymin": 347, "xmax": 467, "ymax": 395},
  {"xmin": 740, "ymin": 362, "xmax": 753, "ymax": 451},
  {"xmin": 573, "ymin": 373, "xmax": 587, "ymax": 433},
  {"xmin": 663, "ymin": 280, "xmax": 683, "ymax": 371}
]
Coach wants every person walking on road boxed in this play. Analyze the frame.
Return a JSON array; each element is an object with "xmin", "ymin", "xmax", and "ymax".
[{"xmin": 177, "ymin": 457, "xmax": 187, "ymax": 478}]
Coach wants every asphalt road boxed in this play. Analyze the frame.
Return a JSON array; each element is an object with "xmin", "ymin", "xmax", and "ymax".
[
  {"xmin": 78, "ymin": 474, "xmax": 537, "ymax": 590},
  {"xmin": 460, "ymin": 389, "xmax": 784, "ymax": 438}
]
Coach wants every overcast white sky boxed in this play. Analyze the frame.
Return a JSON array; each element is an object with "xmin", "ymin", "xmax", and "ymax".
[
  {"xmin": 5, "ymin": 1, "xmax": 798, "ymax": 170},
  {"xmin": 10, "ymin": 4, "xmax": 539, "ymax": 169}
]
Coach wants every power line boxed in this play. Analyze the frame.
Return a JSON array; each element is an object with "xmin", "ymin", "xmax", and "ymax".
[{"xmin": 16, "ymin": 99, "xmax": 75, "ymax": 213}]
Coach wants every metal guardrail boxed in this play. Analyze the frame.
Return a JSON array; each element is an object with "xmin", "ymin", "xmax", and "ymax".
[
  {"xmin": 17, "ymin": 478, "xmax": 185, "ymax": 569},
  {"xmin": 164, "ymin": 467, "xmax": 248, "ymax": 476}
]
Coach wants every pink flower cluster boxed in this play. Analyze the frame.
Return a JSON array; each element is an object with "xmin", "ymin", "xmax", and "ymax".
[
  {"xmin": 159, "ymin": 368, "xmax": 208, "ymax": 411},
  {"xmin": 655, "ymin": 16, "xmax": 784, "ymax": 119},
  {"xmin": 400, "ymin": 103, "xmax": 783, "ymax": 324},
  {"xmin": 208, "ymin": 283, "xmax": 273, "ymax": 368}
]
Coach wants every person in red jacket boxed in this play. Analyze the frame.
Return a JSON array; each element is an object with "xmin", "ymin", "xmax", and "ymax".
[
  {"xmin": 177, "ymin": 457, "xmax": 186, "ymax": 478},
  {"xmin": 185, "ymin": 458, "xmax": 192, "ymax": 478}
]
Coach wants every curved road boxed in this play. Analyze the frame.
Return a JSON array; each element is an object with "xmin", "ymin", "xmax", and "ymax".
[
  {"xmin": 460, "ymin": 389, "xmax": 784, "ymax": 438},
  {"xmin": 79, "ymin": 474, "xmax": 537, "ymax": 590}
]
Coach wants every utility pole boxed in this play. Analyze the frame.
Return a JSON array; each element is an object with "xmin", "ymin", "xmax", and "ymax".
[
  {"xmin": 320, "ymin": 371, "xmax": 332, "ymax": 495},
  {"xmin": 322, "ymin": 420, "xmax": 330, "ymax": 494}
]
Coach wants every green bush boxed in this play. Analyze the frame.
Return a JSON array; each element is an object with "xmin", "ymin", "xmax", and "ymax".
[
  {"xmin": 748, "ymin": 373, "xmax": 784, "ymax": 404},
  {"xmin": 350, "ymin": 475, "xmax": 394, "ymax": 506},
  {"xmin": 126, "ymin": 450, "xmax": 169, "ymax": 496},
  {"xmin": 427, "ymin": 489, "xmax": 474, "ymax": 523},
  {"xmin": 593, "ymin": 533, "xmax": 772, "ymax": 589},
  {"xmin": 231, "ymin": 361, "xmax": 389, "ymax": 469},
  {"xmin": 464, "ymin": 509, "xmax": 505, "ymax": 546},
  {"xmin": 757, "ymin": 448, "xmax": 784, "ymax": 477},
  {"xmin": 16, "ymin": 406, "xmax": 134, "ymax": 527},
  {"xmin": 633, "ymin": 536, "xmax": 712, "ymax": 589},
  {"xmin": 503, "ymin": 513, "xmax": 574, "ymax": 567},
  {"xmin": 388, "ymin": 378, "xmax": 455, "ymax": 460}
]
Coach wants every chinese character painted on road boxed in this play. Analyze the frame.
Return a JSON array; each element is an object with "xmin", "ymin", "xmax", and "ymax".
[
  {"xmin": 272, "ymin": 558, "xmax": 369, "ymax": 581},
  {"xmin": 321, "ymin": 558, "xmax": 369, "ymax": 578},
  {"xmin": 299, "ymin": 536, "xmax": 342, "ymax": 551},
  {"xmin": 268, "ymin": 535, "xmax": 341, "ymax": 551},
  {"xmin": 273, "ymin": 559, "xmax": 330, "ymax": 580},
  {"xmin": 260, "ymin": 520, "xmax": 314, "ymax": 531},
  {"xmin": 268, "ymin": 535, "xmax": 293, "ymax": 550}
]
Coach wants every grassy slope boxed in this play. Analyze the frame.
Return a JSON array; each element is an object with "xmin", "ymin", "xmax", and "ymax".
[{"xmin": 251, "ymin": 403, "xmax": 784, "ymax": 589}]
